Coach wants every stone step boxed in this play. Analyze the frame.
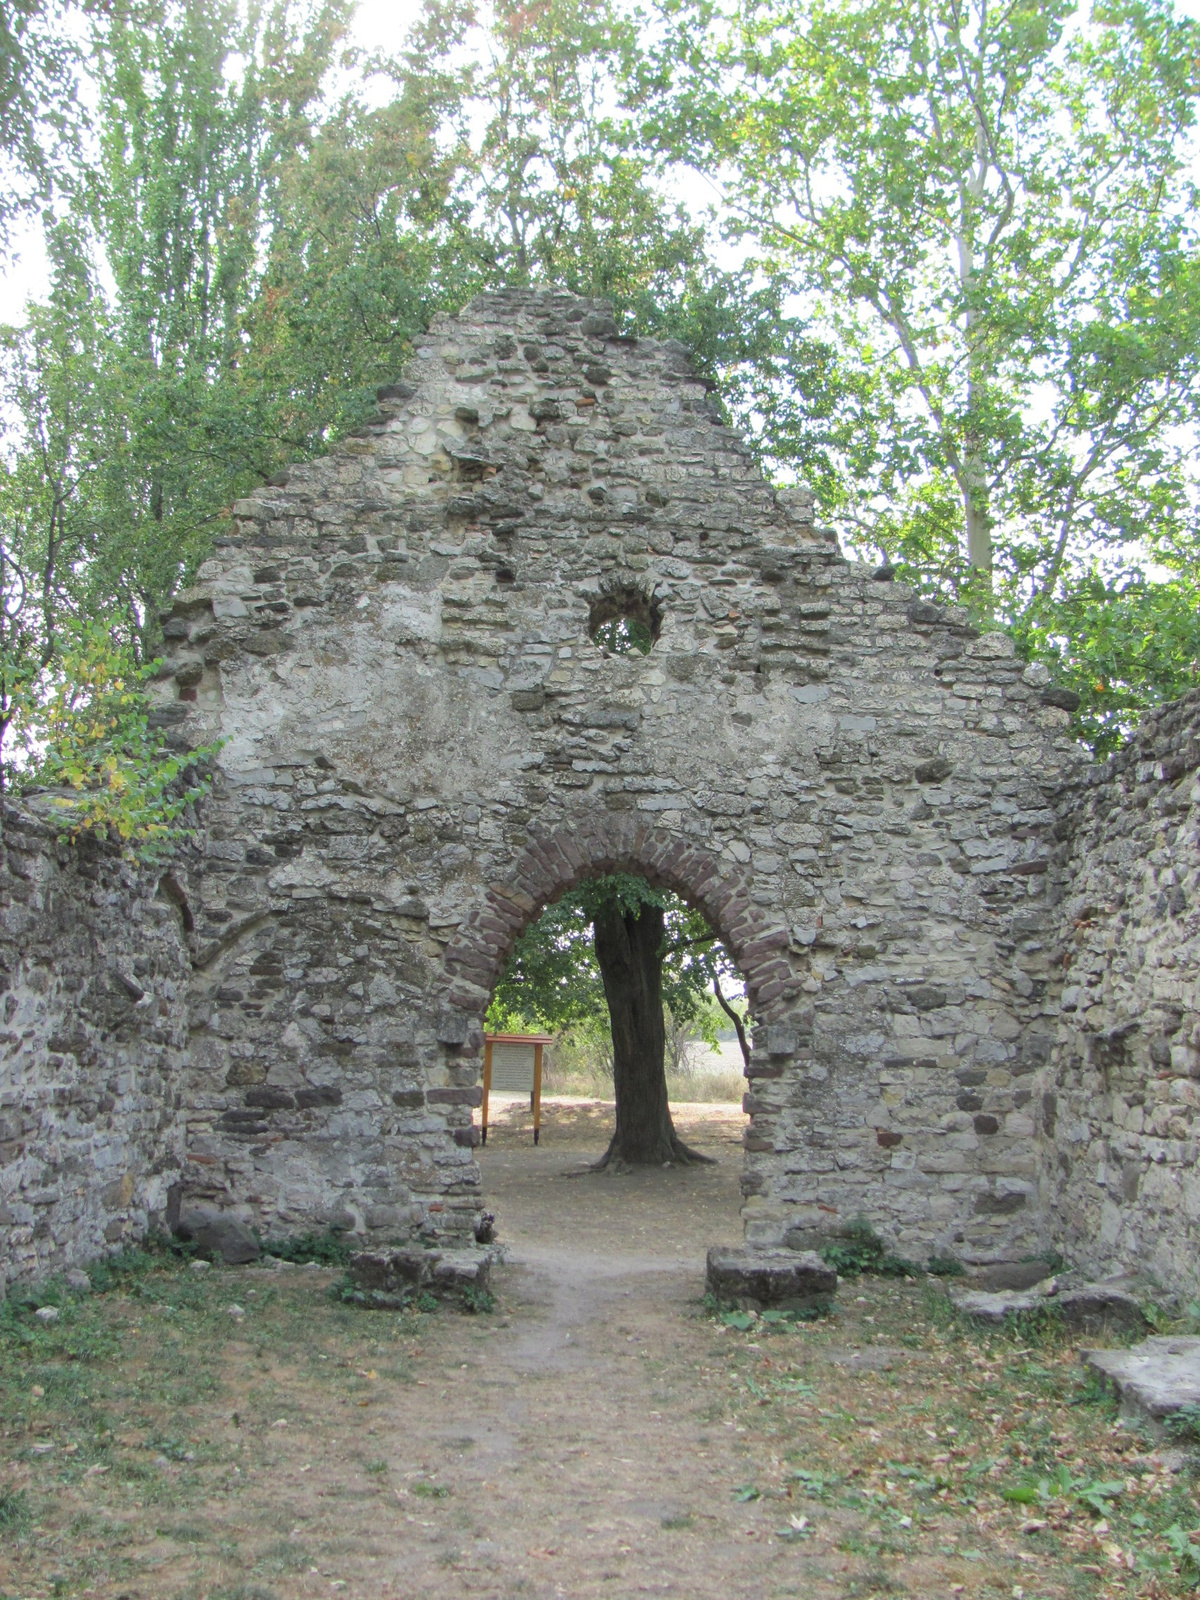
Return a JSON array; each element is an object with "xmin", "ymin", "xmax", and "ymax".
[{"xmin": 1082, "ymin": 1338, "xmax": 1200, "ymax": 1441}]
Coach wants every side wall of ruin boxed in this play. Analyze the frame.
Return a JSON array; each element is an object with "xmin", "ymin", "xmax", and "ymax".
[
  {"xmin": 1044, "ymin": 690, "xmax": 1200, "ymax": 1300},
  {"xmin": 0, "ymin": 804, "xmax": 191, "ymax": 1287}
]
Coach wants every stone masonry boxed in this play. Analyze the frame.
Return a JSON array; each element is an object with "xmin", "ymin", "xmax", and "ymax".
[
  {"xmin": 0, "ymin": 804, "xmax": 191, "ymax": 1280},
  {"xmin": 1042, "ymin": 690, "xmax": 1200, "ymax": 1302},
  {"xmin": 7, "ymin": 286, "xmax": 1193, "ymax": 1295}
]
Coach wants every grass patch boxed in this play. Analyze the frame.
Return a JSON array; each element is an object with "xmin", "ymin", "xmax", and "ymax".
[{"xmin": 0, "ymin": 1487, "xmax": 30, "ymax": 1535}]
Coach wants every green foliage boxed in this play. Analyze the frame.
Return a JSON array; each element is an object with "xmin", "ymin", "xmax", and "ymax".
[
  {"xmin": 819, "ymin": 1217, "xmax": 919, "ymax": 1278},
  {"xmin": 0, "ymin": 0, "xmax": 79, "ymax": 245},
  {"xmin": 1165, "ymin": 1404, "xmax": 1200, "ymax": 1441},
  {"xmin": 0, "ymin": 1486, "xmax": 30, "ymax": 1535},
  {"xmin": 488, "ymin": 873, "xmax": 740, "ymax": 1037},
  {"xmin": 1002, "ymin": 1464, "xmax": 1126, "ymax": 1518},
  {"xmin": 648, "ymin": 0, "xmax": 1200, "ymax": 747},
  {"xmin": 3, "ymin": 0, "xmax": 1199, "ymax": 770},
  {"xmin": 8, "ymin": 618, "xmax": 218, "ymax": 855},
  {"xmin": 925, "ymin": 1255, "xmax": 964, "ymax": 1278},
  {"xmin": 260, "ymin": 1230, "xmax": 355, "ymax": 1267}
]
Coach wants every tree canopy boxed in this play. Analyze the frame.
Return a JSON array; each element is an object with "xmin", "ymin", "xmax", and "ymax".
[
  {"xmin": 486, "ymin": 875, "xmax": 743, "ymax": 1046},
  {"xmin": 644, "ymin": 0, "xmax": 1200, "ymax": 749},
  {"xmin": 4, "ymin": 0, "xmax": 1200, "ymax": 828}
]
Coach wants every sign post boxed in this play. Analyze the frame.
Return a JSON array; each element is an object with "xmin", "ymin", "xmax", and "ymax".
[{"xmin": 481, "ymin": 1032, "xmax": 553, "ymax": 1145}]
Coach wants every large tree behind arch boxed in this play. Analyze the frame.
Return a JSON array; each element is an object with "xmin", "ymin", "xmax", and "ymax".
[{"xmin": 488, "ymin": 874, "xmax": 748, "ymax": 1170}]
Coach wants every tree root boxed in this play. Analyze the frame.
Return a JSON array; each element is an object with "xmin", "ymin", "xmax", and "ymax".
[{"xmin": 586, "ymin": 1133, "xmax": 717, "ymax": 1172}]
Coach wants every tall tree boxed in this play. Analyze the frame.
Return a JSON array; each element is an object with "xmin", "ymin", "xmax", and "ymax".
[
  {"xmin": 0, "ymin": 0, "xmax": 79, "ymax": 246},
  {"xmin": 647, "ymin": 0, "xmax": 1200, "ymax": 612},
  {"xmin": 490, "ymin": 875, "xmax": 744, "ymax": 1169}
]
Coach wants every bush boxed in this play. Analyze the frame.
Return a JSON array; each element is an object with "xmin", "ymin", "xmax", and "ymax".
[
  {"xmin": 7, "ymin": 618, "xmax": 219, "ymax": 860},
  {"xmin": 926, "ymin": 1255, "xmax": 965, "ymax": 1277}
]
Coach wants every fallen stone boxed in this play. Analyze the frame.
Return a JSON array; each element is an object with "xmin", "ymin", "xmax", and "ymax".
[
  {"xmin": 348, "ymin": 1246, "xmax": 493, "ymax": 1307},
  {"xmin": 431, "ymin": 1251, "xmax": 491, "ymax": 1292},
  {"xmin": 174, "ymin": 1207, "xmax": 261, "ymax": 1266},
  {"xmin": 1082, "ymin": 1338, "xmax": 1200, "ymax": 1440},
  {"xmin": 706, "ymin": 1247, "xmax": 837, "ymax": 1311},
  {"xmin": 824, "ymin": 1346, "xmax": 901, "ymax": 1372},
  {"xmin": 34, "ymin": 1306, "xmax": 59, "ymax": 1322},
  {"xmin": 951, "ymin": 1286, "xmax": 1044, "ymax": 1322},
  {"xmin": 951, "ymin": 1279, "xmax": 1150, "ymax": 1336},
  {"xmin": 975, "ymin": 1261, "xmax": 1057, "ymax": 1292},
  {"xmin": 1056, "ymin": 1286, "xmax": 1150, "ymax": 1338},
  {"xmin": 64, "ymin": 1268, "xmax": 92, "ymax": 1294},
  {"xmin": 349, "ymin": 1247, "xmax": 438, "ymax": 1294}
]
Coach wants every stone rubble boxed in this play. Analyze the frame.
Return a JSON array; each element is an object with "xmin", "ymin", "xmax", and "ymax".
[
  {"xmin": 951, "ymin": 1277, "xmax": 1150, "ymax": 1337},
  {"xmin": 706, "ymin": 1245, "xmax": 837, "ymax": 1309}
]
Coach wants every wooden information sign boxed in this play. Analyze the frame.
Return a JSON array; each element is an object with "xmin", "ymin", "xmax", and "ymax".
[{"xmin": 481, "ymin": 1032, "xmax": 553, "ymax": 1145}]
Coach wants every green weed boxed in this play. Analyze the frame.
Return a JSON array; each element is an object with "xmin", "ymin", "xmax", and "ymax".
[
  {"xmin": 260, "ymin": 1230, "xmax": 354, "ymax": 1267},
  {"xmin": 461, "ymin": 1284, "xmax": 495, "ymax": 1314},
  {"xmin": 925, "ymin": 1255, "xmax": 964, "ymax": 1277},
  {"xmin": 819, "ymin": 1218, "xmax": 919, "ymax": 1279},
  {"xmin": 1166, "ymin": 1404, "xmax": 1200, "ymax": 1441},
  {"xmin": 0, "ymin": 1487, "xmax": 30, "ymax": 1535}
]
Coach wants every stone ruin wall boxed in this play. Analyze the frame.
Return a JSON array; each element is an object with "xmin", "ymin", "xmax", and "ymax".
[
  {"xmin": 120, "ymin": 287, "xmax": 1078, "ymax": 1269},
  {"xmin": 1043, "ymin": 689, "xmax": 1200, "ymax": 1301},
  {"xmin": 0, "ymin": 804, "xmax": 191, "ymax": 1281},
  {"xmin": 5, "ymin": 287, "xmax": 1194, "ymax": 1298}
]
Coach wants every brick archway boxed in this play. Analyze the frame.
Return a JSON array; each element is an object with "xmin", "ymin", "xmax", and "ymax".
[{"xmin": 440, "ymin": 814, "xmax": 796, "ymax": 1024}]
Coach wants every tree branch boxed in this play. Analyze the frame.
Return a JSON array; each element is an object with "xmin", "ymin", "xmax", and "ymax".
[{"xmin": 713, "ymin": 972, "xmax": 750, "ymax": 1071}]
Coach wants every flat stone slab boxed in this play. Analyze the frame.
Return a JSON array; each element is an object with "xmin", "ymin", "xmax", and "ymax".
[
  {"xmin": 951, "ymin": 1286, "xmax": 1045, "ymax": 1322},
  {"xmin": 1082, "ymin": 1338, "xmax": 1200, "ymax": 1440},
  {"xmin": 706, "ymin": 1247, "xmax": 837, "ymax": 1310},
  {"xmin": 348, "ymin": 1245, "xmax": 493, "ymax": 1307},
  {"xmin": 951, "ymin": 1281, "xmax": 1149, "ymax": 1337}
]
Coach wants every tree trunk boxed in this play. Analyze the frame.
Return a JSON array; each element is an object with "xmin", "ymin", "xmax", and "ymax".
[{"xmin": 591, "ymin": 897, "xmax": 712, "ymax": 1170}]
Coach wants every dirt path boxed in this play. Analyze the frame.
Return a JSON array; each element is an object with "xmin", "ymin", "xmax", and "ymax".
[
  {"xmin": 4, "ymin": 1099, "xmax": 1195, "ymax": 1599},
  {"xmin": 385, "ymin": 1097, "xmax": 787, "ymax": 1598}
]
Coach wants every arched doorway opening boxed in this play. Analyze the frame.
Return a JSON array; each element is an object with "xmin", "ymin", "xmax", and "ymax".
[
  {"xmin": 481, "ymin": 874, "xmax": 748, "ymax": 1170},
  {"xmin": 473, "ymin": 870, "xmax": 753, "ymax": 1273}
]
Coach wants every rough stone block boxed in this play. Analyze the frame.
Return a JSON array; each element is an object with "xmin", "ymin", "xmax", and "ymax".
[
  {"xmin": 706, "ymin": 1247, "xmax": 836, "ymax": 1310},
  {"xmin": 432, "ymin": 1251, "xmax": 491, "ymax": 1292},
  {"xmin": 951, "ymin": 1281, "xmax": 1150, "ymax": 1337},
  {"xmin": 175, "ymin": 1206, "xmax": 261, "ymax": 1265},
  {"xmin": 435, "ymin": 1009, "xmax": 470, "ymax": 1046},
  {"xmin": 349, "ymin": 1247, "xmax": 436, "ymax": 1293},
  {"xmin": 1083, "ymin": 1338, "xmax": 1200, "ymax": 1440}
]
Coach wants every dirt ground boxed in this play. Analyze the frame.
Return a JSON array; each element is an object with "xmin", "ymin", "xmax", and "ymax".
[{"xmin": 3, "ymin": 1099, "xmax": 1199, "ymax": 1600}]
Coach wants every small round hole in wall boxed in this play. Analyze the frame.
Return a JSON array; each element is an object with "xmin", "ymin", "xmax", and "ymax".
[{"xmin": 589, "ymin": 586, "xmax": 662, "ymax": 656}]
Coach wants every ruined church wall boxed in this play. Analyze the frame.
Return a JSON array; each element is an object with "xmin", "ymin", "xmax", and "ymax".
[
  {"xmin": 0, "ymin": 805, "xmax": 191, "ymax": 1287},
  {"xmin": 1044, "ymin": 690, "xmax": 1200, "ymax": 1299},
  {"xmin": 149, "ymin": 287, "xmax": 1082, "ymax": 1268}
]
